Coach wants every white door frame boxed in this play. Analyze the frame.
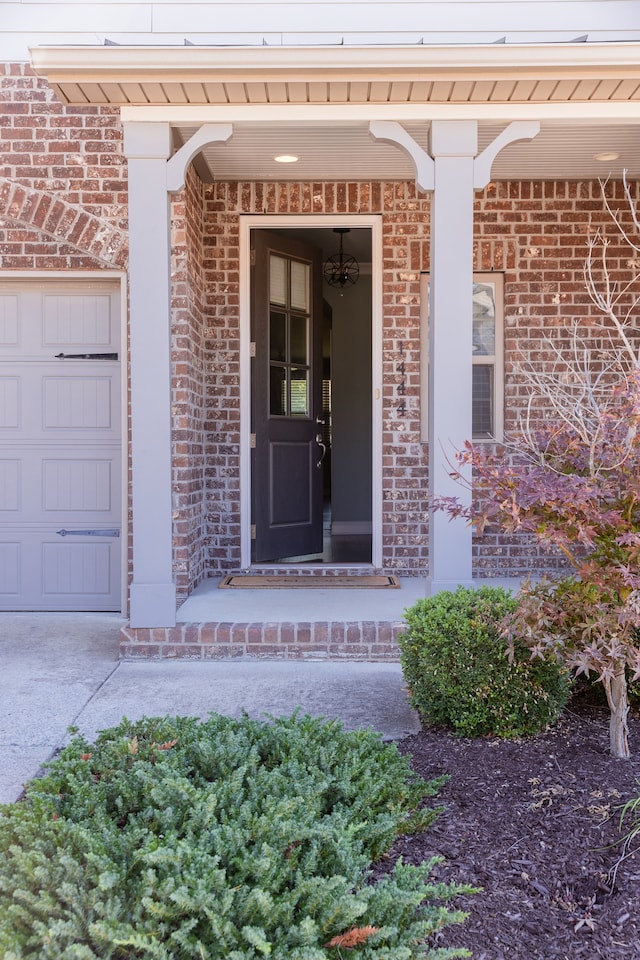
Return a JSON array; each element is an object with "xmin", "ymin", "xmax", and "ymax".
[
  {"xmin": 239, "ymin": 214, "xmax": 383, "ymax": 570},
  {"xmin": 0, "ymin": 269, "xmax": 127, "ymax": 614}
]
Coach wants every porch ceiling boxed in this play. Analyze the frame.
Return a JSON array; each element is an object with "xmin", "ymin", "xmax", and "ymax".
[
  {"xmin": 173, "ymin": 118, "xmax": 639, "ymax": 182},
  {"xmin": 31, "ymin": 42, "xmax": 640, "ymax": 181}
]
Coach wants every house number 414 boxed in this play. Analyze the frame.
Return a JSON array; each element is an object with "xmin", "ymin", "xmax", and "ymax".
[{"xmin": 397, "ymin": 342, "xmax": 406, "ymax": 416}]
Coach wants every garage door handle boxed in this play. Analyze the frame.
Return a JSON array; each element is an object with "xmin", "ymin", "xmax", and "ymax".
[
  {"xmin": 55, "ymin": 352, "xmax": 118, "ymax": 360},
  {"xmin": 56, "ymin": 529, "xmax": 120, "ymax": 537}
]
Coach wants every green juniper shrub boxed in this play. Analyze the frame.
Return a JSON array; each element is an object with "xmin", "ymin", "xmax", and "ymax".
[
  {"xmin": 0, "ymin": 712, "xmax": 475, "ymax": 960},
  {"xmin": 399, "ymin": 586, "xmax": 571, "ymax": 738}
]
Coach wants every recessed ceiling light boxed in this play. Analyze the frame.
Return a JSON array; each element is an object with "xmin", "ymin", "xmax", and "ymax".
[
  {"xmin": 274, "ymin": 154, "xmax": 299, "ymax": 163},
  {"xmin": 594, "ymin": 151, "xmax": 620, "ymax": 162}
]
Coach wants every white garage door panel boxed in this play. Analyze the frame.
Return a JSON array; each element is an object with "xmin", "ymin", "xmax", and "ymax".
[
  {"xmin": 0, "ymin": 295, "xmax": 19, "ymax": 349},
  {"xmin": 43, "ymin": 374, "xmax": 114, "ymax": 431},
  {"xmin": 42, "ymin": 540, "xmax": 114, "ymax": 597},
  {"xmin": 0, "ymin": 458, "xmax": 20, "ymax": 512},
  {"xmin": 0, "ymin": 530, "xmax": 119, "ymax": 610},
  {"xmin": 0, "ymin": 280, "xmax": 121, "ymax": 611},
  {"xmin": 0, "ymin": 363, "xmax": 120, "ymax": 439},
  {"xmin": 43, "ymin": 294, "xmax": 113, "ymax": 351},
  {"xmin": 0, "ymin": 542, "xmax": 20, "ymax": 595},
  {"xmin": 0, "ymin": 447, "xmax": 120, "ymax": 523},
  {"xmin": 43, "ymin": 457, "xmax": 115, "ymax": 514},
  {"xmin": 0, "ymin": 377, "xmax": 19, "ymax": 428},
  {"xmin": 0, "ymin": 288, "xmax": 117, "ymax": 358}
]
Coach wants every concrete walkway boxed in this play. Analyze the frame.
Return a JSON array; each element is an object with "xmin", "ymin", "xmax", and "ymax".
[{"xmin": 0, "ymin": 613, "xmax": 419, "ymax": 805}]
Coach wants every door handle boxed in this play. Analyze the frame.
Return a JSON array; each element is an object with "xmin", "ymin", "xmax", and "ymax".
[{"xmin": 315, "ymin": 433, "xmax": 327, "ymax": 469}]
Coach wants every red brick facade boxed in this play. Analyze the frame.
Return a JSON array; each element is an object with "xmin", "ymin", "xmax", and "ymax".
[
  {"xmin": 2, "ymin": 65, "xmax": 638, "ymax": 606},
  {"xmin": 172, "ymin": 167, "xmax": 209, "ymax": 596},
  {"xmin": 0, "ymin": 65, "xmax": 127, "ymax": 270}
]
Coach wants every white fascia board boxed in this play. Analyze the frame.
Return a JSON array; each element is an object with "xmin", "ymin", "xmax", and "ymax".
[
  {"xmin": 30, "ymin": 42, "xmax": 640, "ymax": 83},
  {"xmin": 118, "ymin": 102, "xmax": 640, "ymax": 123}
]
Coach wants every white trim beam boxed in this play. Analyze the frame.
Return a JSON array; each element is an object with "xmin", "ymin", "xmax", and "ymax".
[{"xmin": 119, "ymin": 102, "xmax": 640, "ymax": 124}]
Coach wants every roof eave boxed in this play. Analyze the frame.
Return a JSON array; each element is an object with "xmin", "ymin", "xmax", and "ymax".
[{"xmin": 30, "ymin": 41, "xmax": 640, "ymax": 86}]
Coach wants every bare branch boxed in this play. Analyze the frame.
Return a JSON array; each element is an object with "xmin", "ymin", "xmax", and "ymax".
[
  {"xmin": 509, "ymin": 176, "xmax": 640, "ymax": 478},
  {"xmin": 600, "ymin": 170, "xmax": 640, "ymax": 253}
]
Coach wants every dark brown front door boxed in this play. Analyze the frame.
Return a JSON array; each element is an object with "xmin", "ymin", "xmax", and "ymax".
[{"xmin": 251, "ymin": 231, "xmax": 324, "ymax": 562}]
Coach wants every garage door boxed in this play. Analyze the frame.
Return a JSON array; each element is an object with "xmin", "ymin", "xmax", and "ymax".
[{"xmin": 0, "ymin": 280, "xmax": 121, "ymax": 611}]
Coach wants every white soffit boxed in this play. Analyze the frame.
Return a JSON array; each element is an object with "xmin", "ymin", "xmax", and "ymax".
[{"xmin": 30, "ymin": 43, "xmax": 640, "ymax": 106}]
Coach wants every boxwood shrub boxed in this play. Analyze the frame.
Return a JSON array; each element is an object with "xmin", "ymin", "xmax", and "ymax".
[
  {"xmin": 0, "ymin": 712, "xmax": 474, "ymax": 959},
  {"xmin": 399, "ymin": 586, "xmax": 571, "ymax": 738}
]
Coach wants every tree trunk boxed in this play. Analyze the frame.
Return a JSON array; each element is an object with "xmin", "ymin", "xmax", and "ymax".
[{"xmin": 604, "ymin": 667, "xmax": 630, "ymax": 760}]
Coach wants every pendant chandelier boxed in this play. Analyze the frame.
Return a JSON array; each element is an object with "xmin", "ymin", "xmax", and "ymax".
[{"xmin": 323, "ymin": 228, "xmax": 359, "ymax": 288}]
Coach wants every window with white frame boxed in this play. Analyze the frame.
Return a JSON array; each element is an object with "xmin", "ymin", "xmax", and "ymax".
[{"xmin": 420, "ymin": 272, "xmax": 504, "ymax": 442}]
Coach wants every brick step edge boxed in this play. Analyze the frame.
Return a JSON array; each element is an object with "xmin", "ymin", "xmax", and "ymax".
[{"xmin": 120, "ymin": 620, "xmax": 404, "ymax": 660}]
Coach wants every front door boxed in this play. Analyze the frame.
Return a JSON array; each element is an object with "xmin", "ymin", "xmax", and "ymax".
[{"xmin": 251, "ymin": 231, "xmax": 324, "ymax": 562}]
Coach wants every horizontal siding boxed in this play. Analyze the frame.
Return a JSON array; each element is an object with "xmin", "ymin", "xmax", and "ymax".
[
  {"xmin": 2, "ymin": 1, "xmax": 640, "ymax": 62},
  {"xmin": 153, "ymin": 2, "xmax": 640, "ymax": 33},
  {"xmin": 3, "ymin": 3, "xmax": 152, "ymax": 30},
  {"xmin": 7, "ymin": 0, "xmax": 640, "ymax": 14}
]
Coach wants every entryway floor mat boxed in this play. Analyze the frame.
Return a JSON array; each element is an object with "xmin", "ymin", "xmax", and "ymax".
[{"xmin": 219, "ymin": 574, "xmax": 401, "ymax": 589}]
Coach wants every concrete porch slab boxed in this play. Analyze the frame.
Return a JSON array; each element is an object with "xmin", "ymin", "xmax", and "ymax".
[
  {"xmin": 120, "ymin": 576, "xmax": 523, "ymax": 660},
  {"xmin": 176, "ymin": 575, "xmax": 428, "ymax": 622}
]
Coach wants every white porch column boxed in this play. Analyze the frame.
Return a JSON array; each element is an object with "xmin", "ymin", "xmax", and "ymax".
[
  {"xmin": 123, "ymin": 122, "xmax": 176, "ymax": 627},
  {"xmin": 370, "ymin": 120, "xmax": 538, "ymax": 593},
  {"xmin": 427, "ymin": 120, "xmax": 477, "ymax": 593}
]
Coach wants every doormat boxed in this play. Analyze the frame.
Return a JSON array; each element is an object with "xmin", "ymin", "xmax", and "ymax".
[{"xmin": 219, "ymin": 574, "xmax": 401, "ymax": 589}]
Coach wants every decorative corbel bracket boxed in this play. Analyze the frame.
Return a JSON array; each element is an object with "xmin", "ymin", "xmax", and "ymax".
[
  {"xmin": 166, "ymin": 123, "xmax": 233, "ymax": 193},
  {"xmin": 473, "ymin": 121, "xmax": 540, "ymax": 189},
  {"xmin": 369, "ymin": 119, "xmax": 540, "ymax": 194},
  {"xmin": 369, "ymin": 120, "xmax": 435, "ymax": 192}
]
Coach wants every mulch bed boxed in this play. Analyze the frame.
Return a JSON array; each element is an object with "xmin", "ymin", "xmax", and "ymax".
[{"xmin": 393, "ymin": 695, "xmax": 640, "ymax": 959}]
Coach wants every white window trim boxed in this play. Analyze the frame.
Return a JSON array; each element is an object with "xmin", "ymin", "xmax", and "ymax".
[{"xmin": 420, "ymin": 270, "xmax": 504, "ymax": 444}]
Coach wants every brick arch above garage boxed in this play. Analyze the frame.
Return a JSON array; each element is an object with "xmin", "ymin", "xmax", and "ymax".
[{"xmin": 0, "ymin": 178, "xmax": 128, "ymax": 269}]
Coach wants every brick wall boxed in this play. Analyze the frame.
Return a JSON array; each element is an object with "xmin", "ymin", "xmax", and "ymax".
[
  {"xmin": 473, "ymin": 179, "xmax": 640, "ymax": 575},
  {"xmin": 0, "ymin": 64, "xmax": 127, "ymax": 269},
  {"xmin": 196, "ymin": 181, "xmax": 431, "ymax": 580},
  {"xmin": 171, "ymin": 167, "xmax": 209, "ymax": 601},
  {"xmin": 2, "ymin": 65, "xmax": 638, "ymax": 594},
  {"xmin": 192, "ymin": 177, "xmax": 640, "ymax": 585},
  {"xmin": 201, "ymin": 183, "xmax": 243, "ymax": 577}
]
